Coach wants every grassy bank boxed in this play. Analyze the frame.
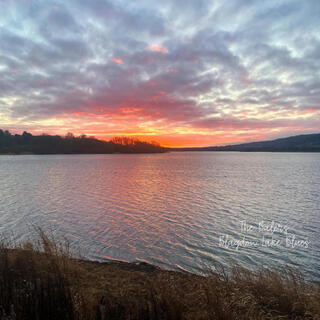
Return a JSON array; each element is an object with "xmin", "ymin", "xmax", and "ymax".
[{"xmin": 0, "ymin": 232, "xmax": 319, "ymax": 320}]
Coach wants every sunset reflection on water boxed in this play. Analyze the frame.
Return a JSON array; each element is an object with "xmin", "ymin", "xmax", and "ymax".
[{"xmin": 0, "ymin": 152, "xmax": 319, "ymax": 279}]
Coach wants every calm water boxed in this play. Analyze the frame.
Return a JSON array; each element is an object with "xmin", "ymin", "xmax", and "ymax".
[{"xmin": 0, "ymin": 152, "xmax": 319, "ymax": 279}]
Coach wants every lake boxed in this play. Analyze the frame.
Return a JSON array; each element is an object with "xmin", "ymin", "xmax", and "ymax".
[{"xmin": 0, "ymin": 152, "xmax": 319, "ymax": 279}]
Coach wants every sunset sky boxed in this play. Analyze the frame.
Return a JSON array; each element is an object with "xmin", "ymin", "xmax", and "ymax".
[{"xmin": 0, "ymin": 0, "xmax": 319, "ymax": 147}]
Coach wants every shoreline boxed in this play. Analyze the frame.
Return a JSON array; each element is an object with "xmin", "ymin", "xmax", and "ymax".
[
  {"xmin": 1, "ymin": 150, "xmax": 320, "ymax": 156},
  {"xmin": 1, "ymin": 243, "xmax": 319, "ymax": 319}
]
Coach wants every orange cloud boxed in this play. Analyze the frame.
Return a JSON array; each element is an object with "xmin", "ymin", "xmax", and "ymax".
[{"xmin": 111, "ymin": 57, "xmax": 124, "ymax": 64}]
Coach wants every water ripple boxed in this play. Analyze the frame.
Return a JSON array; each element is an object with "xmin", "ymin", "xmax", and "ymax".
[{"xmin": 0, "ymin": 153, "xmax": 319, "ymax": 280}]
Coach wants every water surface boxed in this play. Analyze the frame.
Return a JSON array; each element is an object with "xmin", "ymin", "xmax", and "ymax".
[{"xmin": 0, "ymin": 152, "xmax": 319, "ymax": 279}]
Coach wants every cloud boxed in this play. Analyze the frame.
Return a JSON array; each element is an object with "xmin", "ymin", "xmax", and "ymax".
[
  {"xmin": 146, "ymin": 44, "xmax": 169, "ymax": 54},
  {"xmin": 111, "ymin": 57, "xmax": 124, "ymax": 64},
  {"xmin": 0, "ymin": 0, "xmax": 319, "ymax": 146}
]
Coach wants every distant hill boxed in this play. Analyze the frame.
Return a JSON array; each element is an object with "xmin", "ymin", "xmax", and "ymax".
[
  {"xmin": 0, "ymin": 130, "xmax": 166, "ymax": 154},
  {"xmin": 170, "ymin": 134, "xmax": 320, "ymax": 152}
]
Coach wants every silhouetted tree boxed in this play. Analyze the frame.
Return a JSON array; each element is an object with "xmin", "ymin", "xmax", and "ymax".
[{"xmin": 0, "ymin": 130, "xmax": 166, "ymax": 154}]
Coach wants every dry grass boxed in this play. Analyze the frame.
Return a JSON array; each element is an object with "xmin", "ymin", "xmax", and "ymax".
[{"xmin": 0, "ymin": 232, "xmax": 319, "ymax": 320}]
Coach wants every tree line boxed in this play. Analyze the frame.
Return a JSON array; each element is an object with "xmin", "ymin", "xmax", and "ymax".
[{"xmin": 0, "ymin": 129, "xmax": 166, "ymax": 154}]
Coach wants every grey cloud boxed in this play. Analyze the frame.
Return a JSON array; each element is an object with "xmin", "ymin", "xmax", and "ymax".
[
  {"xmin": 39, "ymin": 9, "xmax": 82, "ymax": 39},
  {"xmin": 1, "ymin": 0, "xmax": 319, "ymax": 138}
]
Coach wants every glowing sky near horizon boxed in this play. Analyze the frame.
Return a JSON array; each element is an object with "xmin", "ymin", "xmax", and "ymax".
[{"xmin": 0, "ymin": 0, "xmax": 319, "ymax": 146}]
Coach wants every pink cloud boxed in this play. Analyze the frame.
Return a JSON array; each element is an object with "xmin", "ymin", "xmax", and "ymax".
[
  {"xmin": 166, "ymin": 69, "xmax": 178, "ymax": 73},
  {"xmin": 111, "ymin": 57, "xmax": 124, "ymax": 64},
  {"xmin": 146, "ymin": 44, "xmax": 169, "ymax": 54}
]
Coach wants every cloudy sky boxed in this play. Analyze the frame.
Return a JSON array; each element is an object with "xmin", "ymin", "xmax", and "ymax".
[{"xmin": 1, "ymin": 0, "xmax": 319, "ymax": 146}]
